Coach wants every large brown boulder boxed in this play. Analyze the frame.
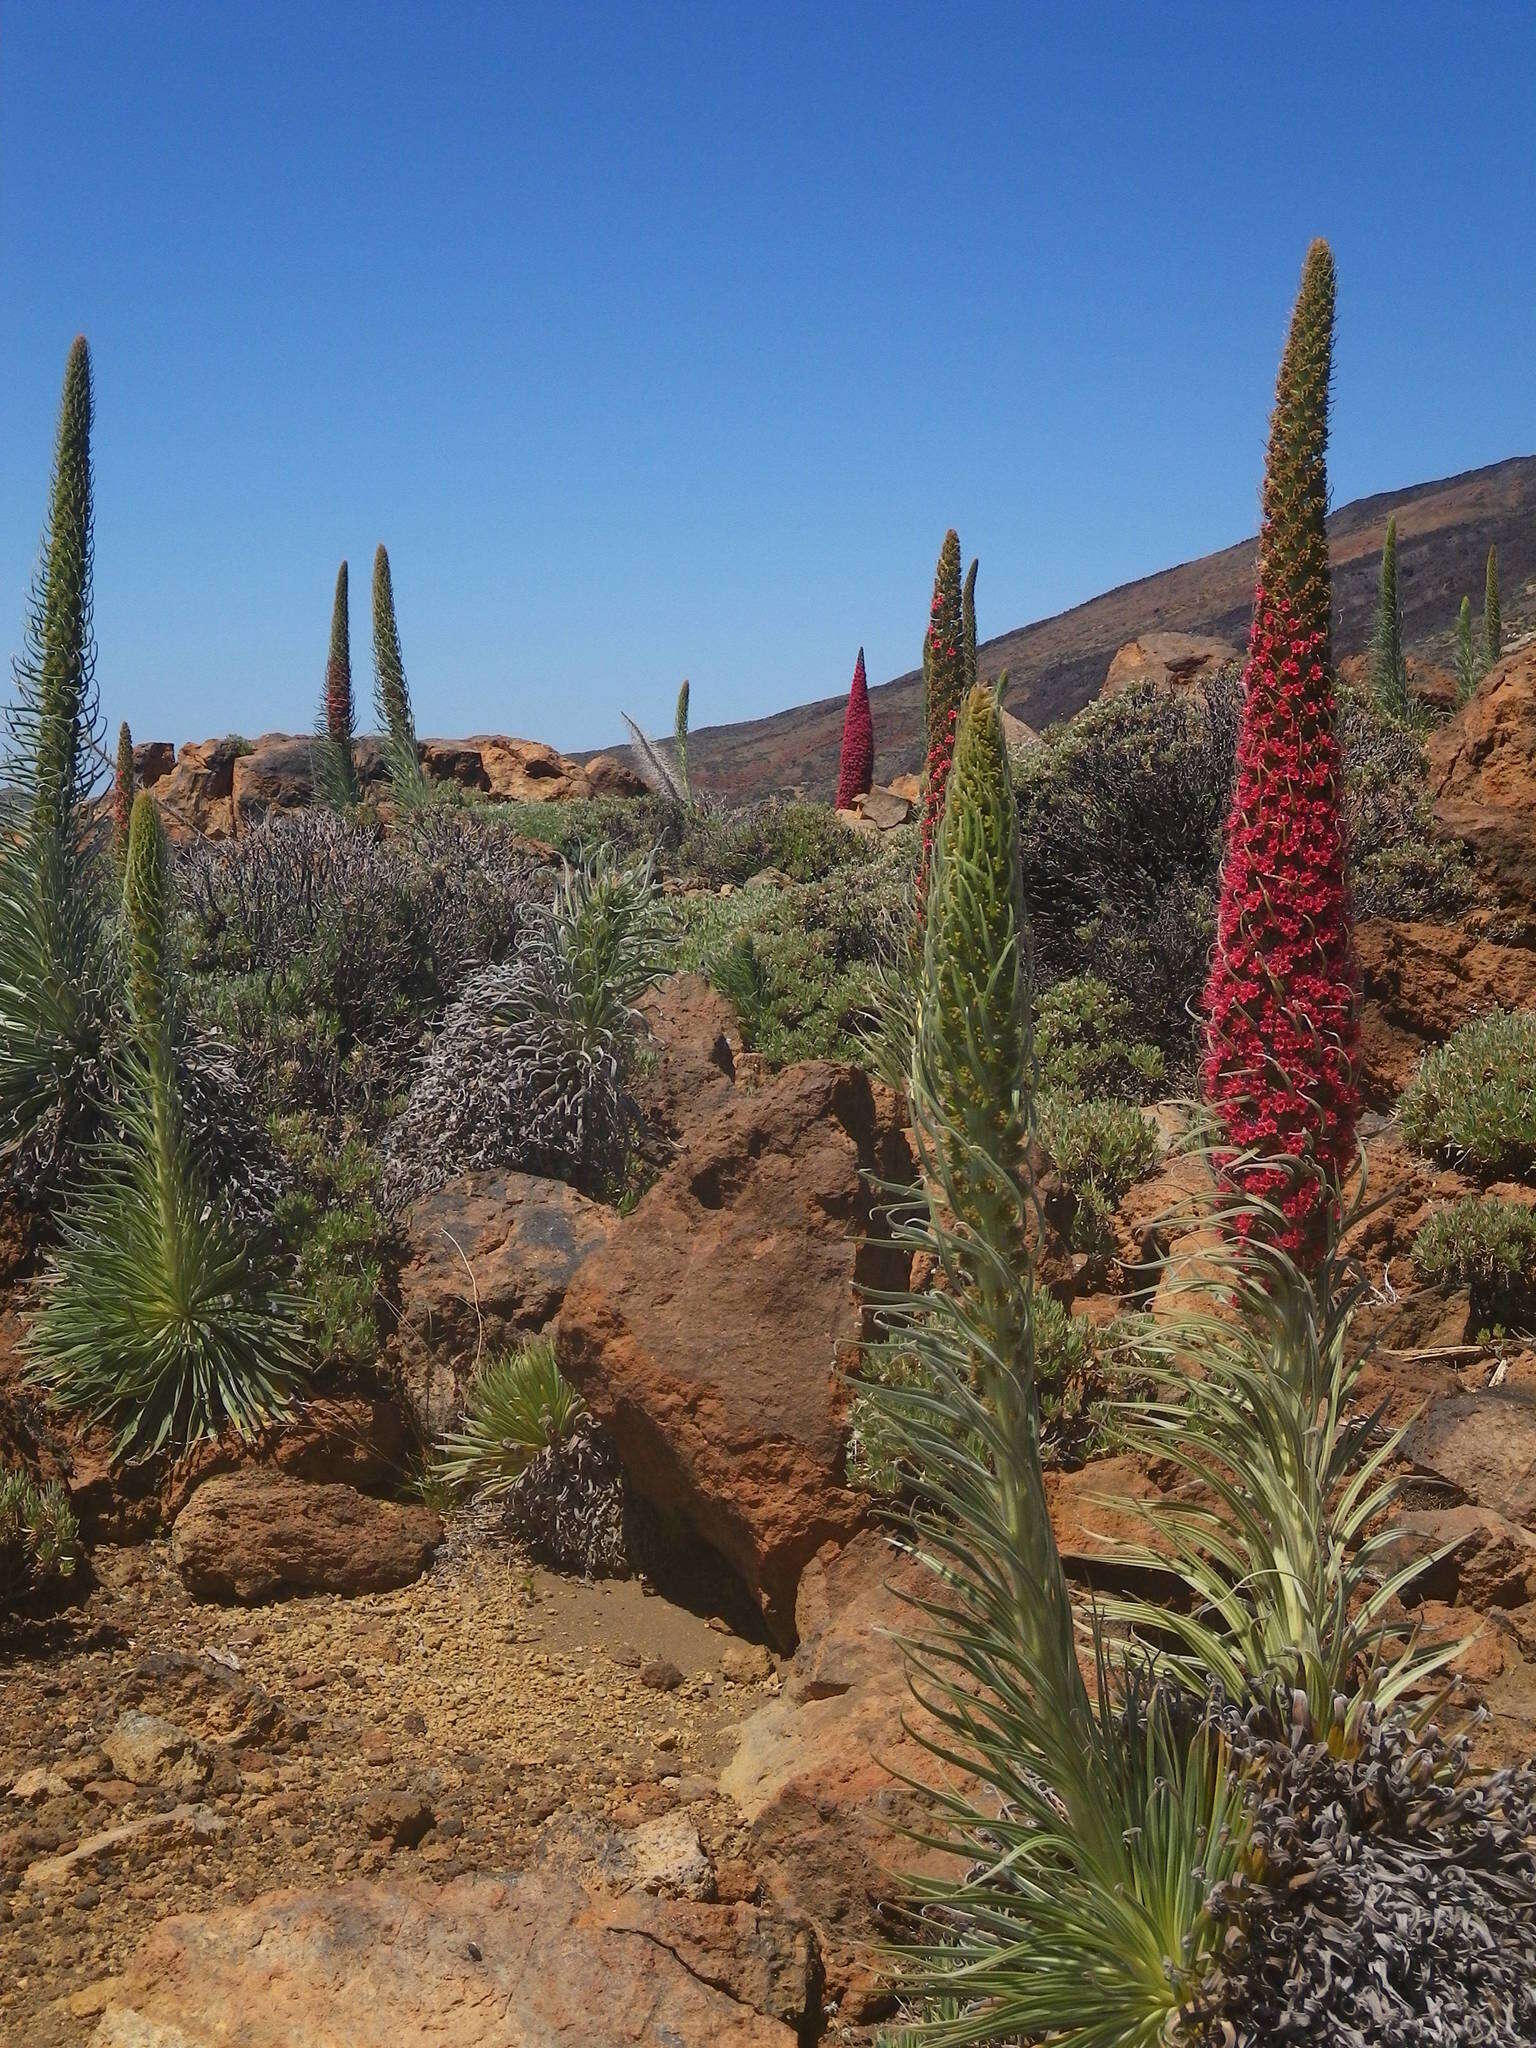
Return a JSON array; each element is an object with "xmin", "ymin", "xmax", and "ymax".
[
  {"xmin": 1357, "ymin": 917, "xmax": 1536, "ymax": 1100},
  {"xmin": 90, "ymin": 1873, "xmax": 803, "ymax": 2046},
  {"xmin": 557, "ymin": 1062, "xmax": 913, "ymax": 1644},
  {"xmin": 170, "ymin": 1470, "xmax": 441, "ymax": 1602},
  {"xmin": 394, "ymin": 1171, "xmax": 615, "ymax": 1433},
  {"xmin": 1101, "ymin": 631, "xmax": 1240, "ymax": 702},
  {"xmin": 1428, "ymin": 643, "xmax": 1536, "ymax": 908}
]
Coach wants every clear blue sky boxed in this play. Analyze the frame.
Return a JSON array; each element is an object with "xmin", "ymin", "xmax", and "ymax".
[{"xmin": 3, "ymin": 3, "xmax": 1532, "ymax": 754}]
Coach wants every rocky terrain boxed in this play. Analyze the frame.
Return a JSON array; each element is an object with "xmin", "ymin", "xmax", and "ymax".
[{"xmin": 6, "ymin": 629, "xmax": 1536, "ymax": 2040}]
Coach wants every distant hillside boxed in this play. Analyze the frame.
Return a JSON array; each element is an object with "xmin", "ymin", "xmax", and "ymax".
[{"xmin": 631, "ymin": 454, "xmax": 1535, "ymax": 804}]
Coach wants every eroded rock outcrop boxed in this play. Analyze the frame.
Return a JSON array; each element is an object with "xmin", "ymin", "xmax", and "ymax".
[
  {"xmin": 90, "ymin": 1873, "xmax": 803, "ymax": 2046},
  {"xmin": 1428, "ymin": 642, "xmax": 1536, "ymax": 909},
  {"xmin": 394, "ymin": 1171, "xmax": 616, "ymax": 1434},
  {"xmin": 557, "ymin": 1062, "xmax": 914, "ymax": 1645}
]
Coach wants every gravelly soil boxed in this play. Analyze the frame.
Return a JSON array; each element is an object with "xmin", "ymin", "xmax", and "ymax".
[{"xmin": 0, "ymin": 1522, "xmax": 777, "ymax": 2047}]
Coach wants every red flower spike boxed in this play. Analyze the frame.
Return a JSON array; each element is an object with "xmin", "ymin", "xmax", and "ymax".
[{"xmin": 834, "ymin": 647, "xmax": 874, "ymax": 810}]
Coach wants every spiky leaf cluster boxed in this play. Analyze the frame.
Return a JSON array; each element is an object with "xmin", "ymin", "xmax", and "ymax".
[
  {"xmin": 26, "ymin": 794, "xmax": 305, "ymax": 1459},
  {"xmin": 385, "ymin": 844, "xmax": 667, "ymax": 1202},
  {"xmin": 0, "ymin": 1467, "xmax": 80, "ymax": 1610},
  {"xmin": 371, "ymin": 544, "xmax": 427, "ymax": 805},
  {"xmin": 1202, "ymin": 240, "xmax": 1359, "ymax": 1262},
  {"xmin": 1201, "ymin": 1700, "xmax": 1536, "ymax": 2045}
]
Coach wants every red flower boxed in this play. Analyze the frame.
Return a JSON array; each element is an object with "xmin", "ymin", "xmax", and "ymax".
[{"xmin": 834, "ymin": 647, "xmax": 874, "ymax": 810}]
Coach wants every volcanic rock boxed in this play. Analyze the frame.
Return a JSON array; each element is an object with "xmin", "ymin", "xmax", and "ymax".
[{"xmin": 170, "ymin": 1470, "xmax": 442, "ymax": 1603}]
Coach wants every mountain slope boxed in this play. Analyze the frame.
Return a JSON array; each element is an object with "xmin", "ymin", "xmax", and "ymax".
[{"xmin": 660, "ymin": 454, "xmax": 1535, "ymax": 803}]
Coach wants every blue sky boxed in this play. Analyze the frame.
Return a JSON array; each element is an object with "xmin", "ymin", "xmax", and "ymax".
[{"xmin": 2, "ymin": 3, "xmax": 1532, "ymax": 754}]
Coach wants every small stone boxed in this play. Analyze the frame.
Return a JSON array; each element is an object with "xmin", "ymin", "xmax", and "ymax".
[
  {"xmin": 720, "ymin": 1641, "xmax": 773, "ymax": 1685},
  {"xmin": 74, "ymin": 1885, "xmax": 101, "ymax": 1910},
  {"xmin": 359, "ymin": 1792, "xmax": 435, "ymax": 1850},
  {"xmin": 639, "ymin": 1659, "xmax": 683, "ymax": 1692},
  {"xmin": 361, "ymin": 1729, "xmax": 394, "ymax": 1767},
  {"xmin": 8, "ymin": 1767, "xmax": 72, "ymax": 1806}
]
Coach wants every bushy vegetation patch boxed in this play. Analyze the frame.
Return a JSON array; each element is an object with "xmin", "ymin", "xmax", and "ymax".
[
  {"xmin": 1399, "ymin": 1010, "xmax": 1536, "ymax": 1178},
  {"xmin": 676, "ymin": 838, "xmax": 913, "ymax": 1064},
  {"xmin": 385, "ymin": 846, "xmax": 667, "ymax": 1204},
  {"xmin": 269, "ymin": 1116, "xmax": 390, "ymax": 1368},
  {"xmin": 1412, "ymin": 1195, "xmax": 1536, "ymax": 1331},
  {"xmin": 1034, "ymin": 975, "xmax": 1165, "ymax": 1102},
  {"xmin": 494, "ymin": 791, "xmax": 873, "ymax": 889},
  {"xmin": 182, "ymin": 807, "xmax": 543, "ymax": 1119},
  {"xmin": 1342, "ymin": 696, "xmax": 1478, "ymax": 920},
  {"xmin": 1015, "ymin": 675, "xmax": 1241, "ymax": 1068},
  {"xmin": 1036, "ymin": 1093, "xmax": 1158, "ymax": 1256},
  {"xmin": 0, "ymin": 1466, "xmax": 80, "ymax": 1610}
]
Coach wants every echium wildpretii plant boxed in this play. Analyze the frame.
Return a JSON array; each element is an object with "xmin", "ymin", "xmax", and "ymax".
[
  {"xmin": 1484, "ymin": 542, "xmax": 1502, "ymax": 670},
  {"xmin": 313, "ymin": 559, "xmax": 359, "ymax": 806},
  {"xmin": 1201, "ymin": 239, "xmax": 1359, "ymax": 1263},
  {"xmin": 834, "ymin": 645, "xmax": 874, "ymax": 809},
  {"xmin": 916, "ymin": 529, "xmax": 964, "ymax": 919},
  {"xmin": 1369, "ymin": 514, "xmax": 1409, "ymax": 720},
  {"xmin": 867, "ymin": 681, "xmax": 1247, "ymax": 2048},
  {"xmin": 26, "ymin": 792, "xmax": 306, "ymax": 1457},
  {"xmin": 112, "ymin": 720, "xmax": 134, "ymax": 863},
  {"xmin": 961, "ymin": 554, "xmax": 978, "ymax": 689},
  {"xmin": 0, "ymin": 336, "xmax": 112, "ymax": 1192},
  {"xmin": 673, "ymin": 678, "xmax": 690, "ymax": 798},
  {"xmin": 1454, "ymin": 592, "xmax": 1477, "ymax": 705},
  {"xmin": 372, "ymin": 543, "xmax": 428, "ymax": 805}
]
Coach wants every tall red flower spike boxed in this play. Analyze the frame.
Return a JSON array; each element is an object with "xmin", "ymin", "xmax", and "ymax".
[
  {"xmin": 1202, "ymin": 240, "xmax": 1359, "ymax": 1263},
  {"xmin": 917, "ymin": 529, "xmax": 964, "ymax": 919},
  {"xmin": 834, "ymin": 646, "xmax": 874, "ymax": 810}
]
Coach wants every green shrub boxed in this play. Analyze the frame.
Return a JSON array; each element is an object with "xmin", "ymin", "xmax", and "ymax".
[
  {"xmin": 434, "ymin": 1338, "xmax": 585, "ymax": 1499},
  {"xmin": 0, "ymin": 1467, "xmax": 79, "ymax": 1609},
  {"xmin": 1034, "ymin": 976, "xmax": 1165, "ymax": 1101},
  {"xmin": 1037, "ymin": 1094, "xmax": 1158, "ymax": 1256},
  {"xmin": 269, "ymin": 1115, "xmax": 389, "ymax": 1369},
  {"xmin": 1399, "ymin": 1010, "xmax": 1536, "ymax": 1178},
  {"xmin": 27, "ymin": 795, "xmax": 307, "ymax": 1459},
  {"xmin": 494, "ymin": 792, "xmax": 874, "ymax": 889},
  {"xmin": 1413, "ymin": 1196, "xmax": 1536, "ymax": 1331},
  {"xmin": 1342, "ymin": 703, "xmax": 1476, "ymax": 919},
  {"xmin": 676, "ymin": 842, "xmax": 911, "ymax": 1064}
]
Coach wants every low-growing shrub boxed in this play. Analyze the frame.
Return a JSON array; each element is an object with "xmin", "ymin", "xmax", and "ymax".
[
  {"xmin": 0, "ymin": 1466, "xmax": 80, "ymax": 1609},
  {"xmin": 1412, "ymin": 1195, "xmax": 1536, "ymax": 1331},
  {"xmin": 1342, "ymin": 699, "xmax": 1477, "ymax": 920},
  {"xmin": 385, "ymin": 845, "xmax": 667, "ymax": 1202},
  {"xmin": 494, "ymin": 792, "xmax": 873, "ymax": 889},
  {"xmin": 1034, "ymin": 976, "xmax": 1165, "ymax": 1102},
  {"xmin": 269, "ymin": 1115, "xmax": 390, "ymax": 1369},
  {"xmin": 1015, "ymin": 676, "xmax": 1240, "ymax": 1068},
  {"xmin": 677, "ymin": 841, "xmax": 912, "ymax": 1064},
  {"xmin": 1037, "ymin": 1093, "xmax": 1158, "ymax": 1257},
  {"xmin": 1399, "ymin": 1010, "xmax": 1536, "ymax": 1178}
]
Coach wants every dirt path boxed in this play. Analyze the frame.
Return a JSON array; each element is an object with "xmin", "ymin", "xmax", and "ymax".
[{"xmin": 0, "ymin": 1525, "xmax": 775, "ymax": 2046}]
